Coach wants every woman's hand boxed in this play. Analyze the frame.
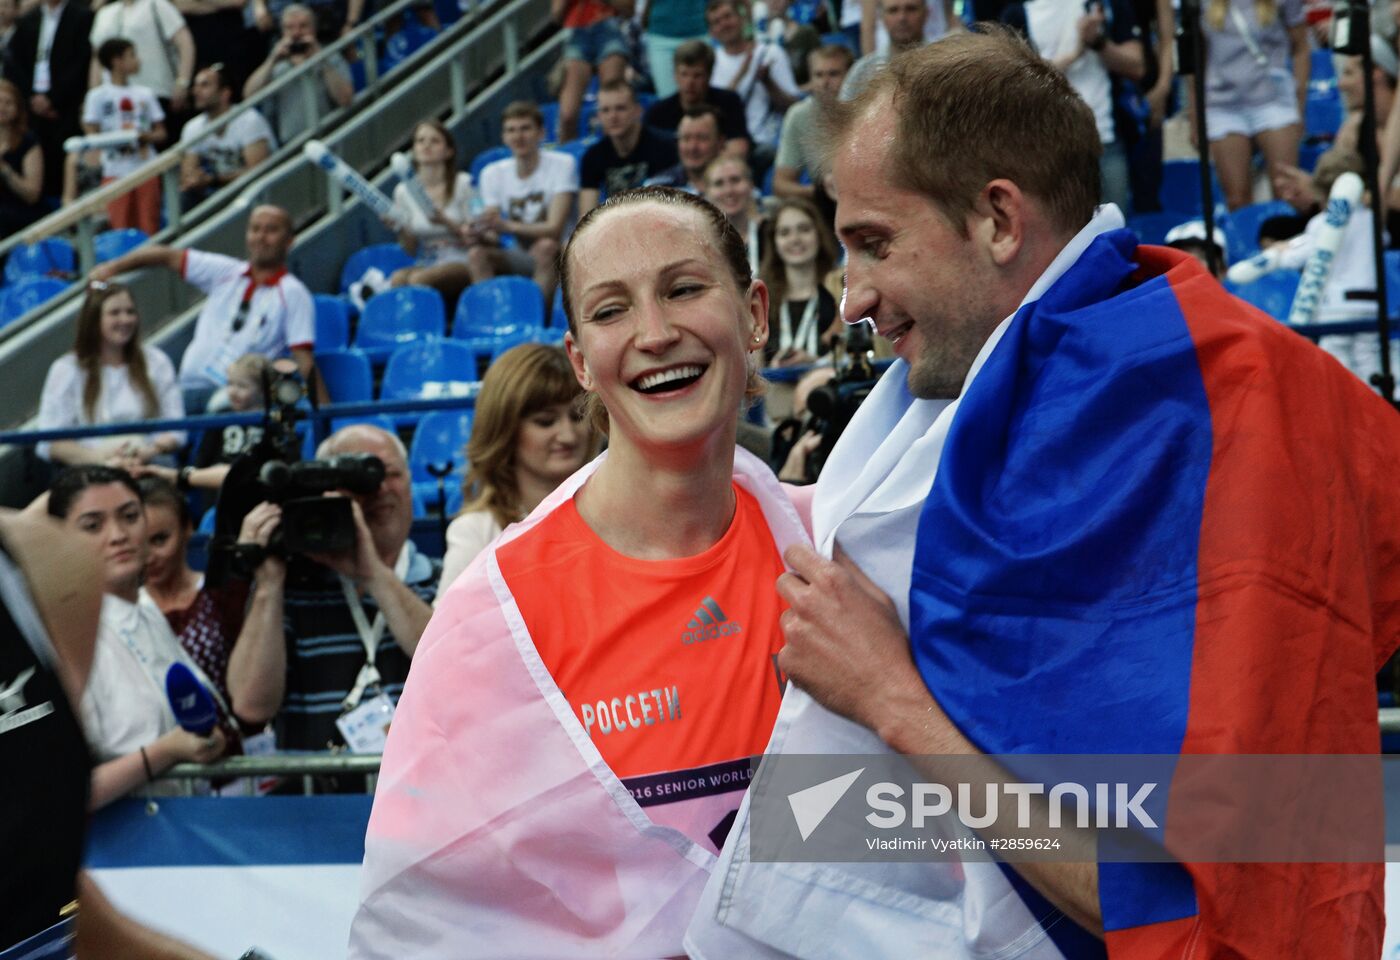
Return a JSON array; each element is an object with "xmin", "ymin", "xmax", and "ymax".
[{"xmin": 156, "ymin": 726, "xmax": 226, "ymax": 765}]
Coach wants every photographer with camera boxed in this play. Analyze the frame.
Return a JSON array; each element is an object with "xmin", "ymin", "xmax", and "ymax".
[
  {"xmin": 226, "ymin": 424, "xmax": 439, "ymax": 754},
  {"xmin": 241, "ymin": 4, "xmax": 352, "ymax": 147}
]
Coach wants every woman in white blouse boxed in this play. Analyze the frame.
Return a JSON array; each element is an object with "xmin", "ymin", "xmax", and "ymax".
[
  {"xmin": 46, "ymin": 465, "xmax": 225, "ymax": 809},
  {"xmin": 387, "ymin": 120, "xmax": 479, "ymax": 312},
  {"xmin": 436, "ymin": 344, "xmax": 593, "ymax": 596},
  {"xmin": 37, "ymin": 281, "xmax": 185, "ymax": 466}
]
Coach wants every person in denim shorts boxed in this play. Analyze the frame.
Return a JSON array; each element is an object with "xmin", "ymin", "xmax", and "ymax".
[{"xmin": 554, "ymin": 0, "xmax": 632, "ymax": 141}]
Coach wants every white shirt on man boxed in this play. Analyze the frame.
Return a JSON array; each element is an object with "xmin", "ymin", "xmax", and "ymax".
[
  {"xmin": 81, "ymin": 81, "xmax": 164, "ymax": 179},
  {"xmin": 1026, "ymin": 0, "xmax": 1115, "ymax": 144},
  {"xmin": 90, "ymin": 0, "xmax": 188, "ymax": 99},
  {"xmin": 32, "ymin": 0, "xmax": 66, "ymax": 93},
  {"xmin": 711, "ymin": 41, "xmax": 799, "ymax": 147},
  {"xmin": 477, "ymin": 149, "xmax": 578, "ymax": 238},
  {"xmin": 36, "ymin": 344, "xmax": 184, "ymax": 460},
  {"xmin": 177, "ymin": 248, "xmax": 315, "ymax": 390},
  {"xmin": 840, "ymin": 0, "xmax": 951, "ymax": 51},
  {"xmin": 180, "ymin": 107, "xmax": 277, "ymax": 181}
]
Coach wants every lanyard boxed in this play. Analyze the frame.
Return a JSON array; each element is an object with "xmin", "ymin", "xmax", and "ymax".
[
  {"xmin": 779, "ymin": 295, "xmax": 820, "ymax": 356},
  {"xmin": 1228, "ymin": 5, "xmax": 1269, "ymax": 67},
  {"xmin": 339, "ymin": 544, "xmax": 411, "ymax": 712}
]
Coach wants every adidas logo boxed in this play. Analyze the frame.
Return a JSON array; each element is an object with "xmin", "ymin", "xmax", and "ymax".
[{"xmin": 681, "ymin": 595, "xmax": 744, "ymax": 645}]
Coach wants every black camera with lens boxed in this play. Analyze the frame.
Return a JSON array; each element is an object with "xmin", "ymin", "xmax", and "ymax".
[
  {"xmin": 770, "ymin": 321, "xmax": 880, "ymax": 483},
  {"xmin": 205, "ymin": 362, "xmax": 384, "ymax": 585}
]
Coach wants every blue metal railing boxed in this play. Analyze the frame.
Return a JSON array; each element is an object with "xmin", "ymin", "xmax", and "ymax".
[{"xmin": 0, "ymin": 394, "xmax": 479, "ymax": 449}]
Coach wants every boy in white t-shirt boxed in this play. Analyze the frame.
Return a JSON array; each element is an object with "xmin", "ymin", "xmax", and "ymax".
[
  {"xmin": 80, "ymin": 37, "xmax": 167, "ymax": 235},
  {"xmin": 471, "ymin": 100, "xmax": 578, "ymax": 304}
]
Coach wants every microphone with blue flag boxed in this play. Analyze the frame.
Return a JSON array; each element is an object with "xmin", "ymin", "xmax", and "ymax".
[{"xmin": 165, "ymin": 662, "xmax": 218, "ymax": 735}]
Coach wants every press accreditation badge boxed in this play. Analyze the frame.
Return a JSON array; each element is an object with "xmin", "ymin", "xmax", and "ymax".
[{"xmin": 336, "ymin": 692, "xmax": 395, "ymax": 754}]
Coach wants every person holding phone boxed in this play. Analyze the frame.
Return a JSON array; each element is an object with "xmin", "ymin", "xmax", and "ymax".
[
  {"xmin": 242, "ymin": 4, "xmax": 352, "ymax": 146},
  {"xmin": 1024, "ymin": 0, "xmax": 1144, "ymax": 211}
]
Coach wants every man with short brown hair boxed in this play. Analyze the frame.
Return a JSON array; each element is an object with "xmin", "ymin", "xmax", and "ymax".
[
  {"xmin": 577, "ymin": 80, "xmax": 677, "ymax": 217},
  {"xmin": 644, "ymin": 38, "xmax": 751, "ymax": 158},
  {"xmin": 470, "ymin": 100, "xmax": 578, "ymax": 302},
  {"xmin": 645, "ymin": 104, "xmax": 725, "ymax": 193},
  {"xmin": 687, "ymin": 26, "xmax": 1400, "ymax": 960},
  {"xmin": 772, "ymin": 43, "xmax": 855, "ymax": 217}
]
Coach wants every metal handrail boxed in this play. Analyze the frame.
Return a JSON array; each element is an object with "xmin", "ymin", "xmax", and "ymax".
[
  {"xmin": 1, "ymin": 0, "xmax": 492, "ymax": 266},
  {"xmin": 162, "ymin": 753, "xmax": 381, "ymax": 779},
  {"xmin": 0, "ymin": 393, "xmax": 480, "ymax": 447}
]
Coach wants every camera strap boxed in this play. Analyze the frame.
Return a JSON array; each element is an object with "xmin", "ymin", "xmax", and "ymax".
[
  {"xmin": 1228, "ymin": 5, "xmax": 1270, "ymax": 67},
  {"xmin": 339, "ymin": 545, "xmax": 411, "ymax": 713}
]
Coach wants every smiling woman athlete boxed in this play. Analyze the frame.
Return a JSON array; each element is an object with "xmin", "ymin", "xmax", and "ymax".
[{"xmin": 350, "ymin": 188, "xmax": 813, "ymax": 960}]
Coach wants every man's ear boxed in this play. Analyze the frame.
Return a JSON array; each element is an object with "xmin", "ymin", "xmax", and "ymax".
[
  {"xmin": 564, "ymin": 331, "xmax": 592, "ymax": 389},
  {"xmin": 972, "ymin": 178, "xmax": 1027, "ymax": 268}
]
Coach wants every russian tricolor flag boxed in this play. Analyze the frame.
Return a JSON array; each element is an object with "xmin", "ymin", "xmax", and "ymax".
[{"xmin": 911, "ymin": 230, "xmax": 1400, "ymax": 957}]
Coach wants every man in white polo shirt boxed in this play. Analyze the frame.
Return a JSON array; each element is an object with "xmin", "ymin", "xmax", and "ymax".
[{"xmin": 90, "ymin": 204, "xmax": 324, "ymax": 410}]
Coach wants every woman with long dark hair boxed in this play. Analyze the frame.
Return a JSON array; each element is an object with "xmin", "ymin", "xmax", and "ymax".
[
  {"xmin": 37, "ymin": 281, "xmax": 185, "ymax": 466},
  {"xmin": 758, "ymin": 196, "xmax": 841, "ymax": 368},
  {"xmin": 46, "ymin": 465, "xmax": 225, "ymax": 810},
  {"xmin": 387, "ymin": 120, "xmax": 479, "ymax": 311}
]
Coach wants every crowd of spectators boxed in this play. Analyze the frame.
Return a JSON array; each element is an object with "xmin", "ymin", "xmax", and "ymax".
[
  {"xmin": 10, "ymin": 0, "xmax": 1400, "ymax": 812},
  {"xmin": 0, "ymin": 0, "xmax": 374, "ymax": 242}
]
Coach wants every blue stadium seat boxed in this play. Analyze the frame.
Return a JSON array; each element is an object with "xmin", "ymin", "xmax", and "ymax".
[
  {"xmin": 339, "ymin": 243, "xmax": 414, "ymax": 294},
  {"xmin": 1220, "ymin": 201, "xmax": 1295, "ymax": 265},
  {"xmin": 1310, "ymin": 47, "xmax": 1336, "ymax": 86},
  {"xmin": 435, "ymin": 0, "xmax": 463, "ymax": 26},
  {"xmin": 1126, "ymin": 212, "xmax": 1191, "ymax": 246},
  {"xmin": 313, "ymin": 294, "xmax": 351, "ymax": 350},
  {"xmin": 452, "ymin": 322, "xmax": 536, "ymax": 376},
  {"xmin": 380, "ymin": 337, "xmax": 479, "ymax": 407},
  {"xmin": 1227, "ymin": 271, "xmax": 1299, "ymax": 322},
  {"xmin": 0, "ymin": 276, "xmax": 67, "ymax": 326},
  {"xmin": 93, "ymin": 228, "xmax": 148, "ymax": 264},
  {"xmin": 197, "ymin": 507, "xmax": 217, "ymax": 534},
  {"xmin": 1159, "ymin": 159, "xmax": 1223, "ymax": 216},
  {"xmin": 382, "ymin": 20, "xmax": 438, "ymax": 73},
  {"xmin": 355, "ymin": 285, "xmax": 446, "ymax": 362},
  {"xmin": 532, "ymin": 325, "xmax": 567, "ymax": 346},
  {"xmin": 453, "ymin": 276, "xmax": 544, "ymax": 335},
  {"xmin": 331, "ymin": 413, "xmax": 399, "ymax": 434},
  {"xmin": 551, "ymin": 286, "xmax": 566, "ymax": 329},
  {"xmin": 1298, "ymin": 140, "xmax": 1328, "ymax": 173},
  {"xmin": 413, "ymin": 481, "xmax": 463, "ymax": 518},
  {"xmin": 1304, "ymin": 91, "xmax": 1344, "ymax": 140},
  {"xmin": 314, "ymin": 348, "xmax": 374, "ymax": 402},
  {"xmin": 4, "ymin": 238, "xmax": 74, "ymax": 283},
  {"xmin": 409, "ymin": 408, "xmax": 475, "ymax": 486},
  {"xmin": 579, "ymin": 100, "xmax": 598, "ymax": 137},
  {"xmin": 540, "ymin": 101, "xmax": 560, "ymax": 142},
  {"xmin": 469, "ymin": 146, "xmax": 511, "ymax": 185}
]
